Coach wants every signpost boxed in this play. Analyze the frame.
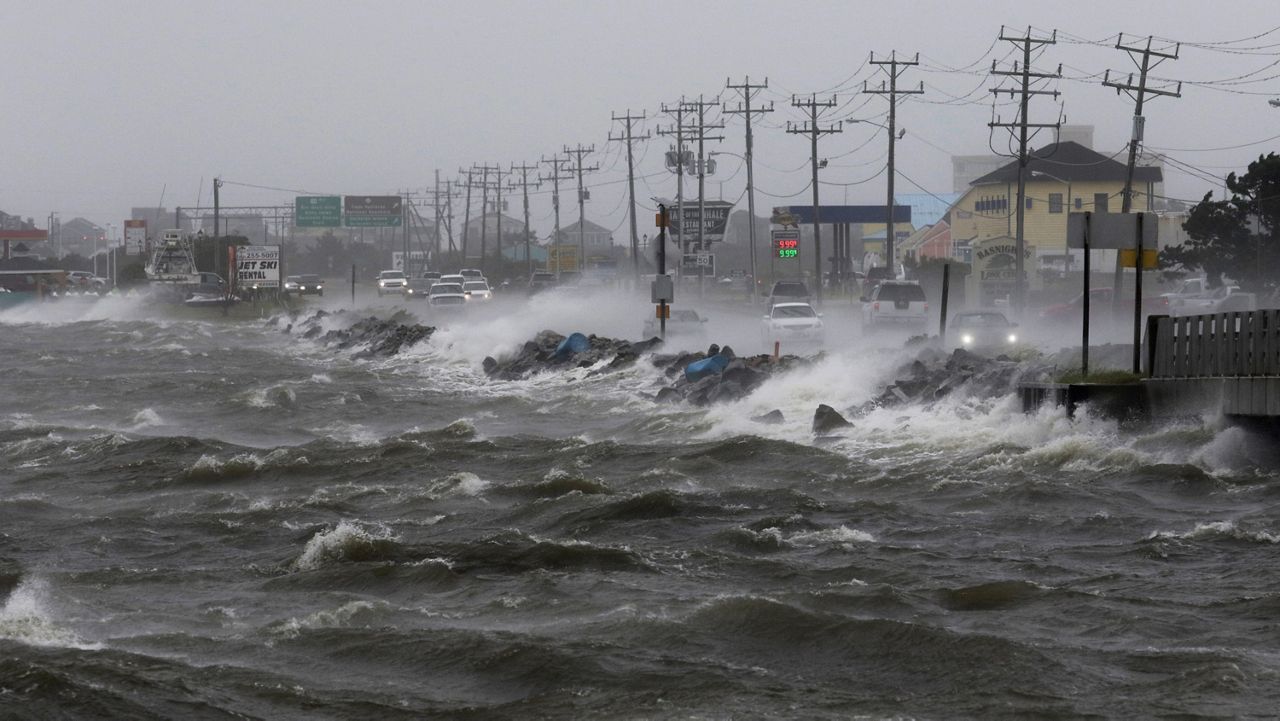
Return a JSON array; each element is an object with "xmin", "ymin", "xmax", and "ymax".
[
  {"xmin": 669, "ymin": 200, "xmax": 734, "ymax": 244},
  {"xmin": 123, "ymin": 219, "xmax": 147, "ymax": 256},
  {"xmin": 681, "ymin": 252, "xmax": 715, "ymax": 277},
  {"xmin": 343, "ymin": 196, "xmax": 402, "ymax": 227},
  {"xmin": 295, "ymin": 196, "xmax": 342, "ymax": 228},
  {"xmin": 236, "ymin": 245, "xmax": 281, "ymax": 289}
]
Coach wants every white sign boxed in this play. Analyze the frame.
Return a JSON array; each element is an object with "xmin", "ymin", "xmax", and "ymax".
[
  {"xmin": 391, "ymin": 250, "xmax": 428, "ymax": 272},
  {"xmin": 1067, "ymin": 212, "xmax": 1157, "ymax": 250},
  {"xmin": 123, "ymin": 223, "xmax": 147, "ymax": 256},
  {"xmin": 237, "ymin": 245, "xmax": 281, "ymax": 288}
]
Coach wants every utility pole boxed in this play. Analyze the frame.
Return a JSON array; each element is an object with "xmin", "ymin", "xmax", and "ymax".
[
  {"xmin": 212, "ymin": 177, "xmax": 223, "ymax": 277},
  {"xmin": 457, "ymin": 168, "xmax": 477, "ymax": 266},
  {"xmin": 787, "ymin": 94, "xmax": 842, "ymax": 305},
  {"xmin": 539, "ymin": 153, "xmax": 573, "ymax": 274},
  {"xmin": 1104, "ymin": 34, "xmax": 1180, "ymax": 371},
  {"xmin": 864, "ymin": 52, "xmax": 923, "ymax": 280},
  {"xmin": 990, "ymin": 26, "xmax": 1062, "ymax": 316},
  {"xmin": 563, "ymin": 144, "xmax": 598, "ymax": 274},
  {"xmin": 609, "ymin": 109, "xmax": 651, "ymax": 282},
  {"xmin": 681, "ymin": 95, "xmax": 723, "ymax": 296},
  {"xmin": 724, "ymin": 77, "xmax": 774, "ymax": 302},
  {"xmin": 472, "ymin": 163, "xmax": 502, "ymax": 273},
  {"xmin": 509, "ymin": 162, "xmax": 541, "ymax": 278},
  {"xmin": 657, "ymin": 100, "xmax": 690, "ymax": 285}
]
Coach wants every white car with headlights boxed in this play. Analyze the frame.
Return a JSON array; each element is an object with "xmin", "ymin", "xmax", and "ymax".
[
  {"xmin": 761, "ymin": 302, "xmax": 825, "ymax": 350},
  {"xmin": 462, "ymin": 280, "xmax": 493, "ymax": 301},
  {"xmin": 948, "ymin": 311, "xmax": 1020, "ymax": 351},
  {"xmin": 428, "ymin": 282, "xmax": 467, "ymax": 311},
  {"xmin": 376, "ymin": 270, "xmax": 406, "ymax": 296}
]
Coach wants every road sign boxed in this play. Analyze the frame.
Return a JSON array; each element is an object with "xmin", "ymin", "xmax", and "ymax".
[
  {"xmin": 295, "ymin": 196, "xmax": 342, "ymax": 227},
  {"xmin": 651, "ymin": 274, "xmax": 674, "ymax": 303},
  {"xmin": 1119, "ymin": 248, "xmax": 1158, "ymax": 269},
  {"xmin": 1067, "ymin": 212, "xmax": 1157, "ymax": 249},
  {"xmin": 680, "ymin": 252, "xmax": 715, "ymax": 276},
  {"xmin": 344, "ymin": 195, "xmax": 403, "ymax": 227},
  {"xmin": 772, "ymin": 229, "xmax": 800, "ymax": 259}
]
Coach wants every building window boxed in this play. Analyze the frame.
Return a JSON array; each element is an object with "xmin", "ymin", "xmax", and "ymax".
[
  {"xmin": 1094, "ymin": 193, "xmax": 1110, "ymax": 213},
  {"xmin": 1074, "ymin": 197, "xmax": 1083, "ymax": 210},
  {"xmin": 1049, "ymin": 193, "xmax": 1064, "ymax": 214},
  {"xmin": 1025, "ymin": 197, "xmax": 1033, "ymax": 210}
]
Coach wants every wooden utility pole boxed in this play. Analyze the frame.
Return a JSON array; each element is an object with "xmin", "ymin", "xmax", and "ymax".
[
  {"xmin": 472, "ymin": 163, "xmax": 502, "ymax": 273},
  {"xmin": 1104, "ymin": 34, "xmax": 1181, "ymax": 372},
  {"xmin": 864, "ymin": 52, "xmax": 923, "ymax": 279},
  {"xmin": 787, "ymin": 94, "xmax": 842, "ymax": 305},
  {"xmin": 563, "ymin": 144, "xmax": 598, "ymax": 273},
  {"xmin": 657, "ymin": 100, "xmax": 690, "ymax": 281},
  {"xmin": 539, "ymin": 153, "xmax": 574, "ymax": 273},
  {"xmin": 681, "ymin": 95, "xmax": 723, "ymax": 296},
  {"xmin": 609, "ymin": 109, "xmax": 651, "ymax": 281},
  {"xmin": 457, "ymin": 168, "xmax": 477, "ymax": 265},
  {"xmin": 989, "ymin": 26, "xmax": 1061, "ymax": 316},
  {"xmin": 724, "ymin": 77, "xmax": 773, "ymax": 302},
  {"xmin": 509, "ymin": 162, "xmax": 541, "ymax": 277}
]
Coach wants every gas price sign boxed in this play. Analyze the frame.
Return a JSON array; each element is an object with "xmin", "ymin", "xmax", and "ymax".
[{"xmin": 772, "ymin": 229, "xmax": 800, "ymax": 259}]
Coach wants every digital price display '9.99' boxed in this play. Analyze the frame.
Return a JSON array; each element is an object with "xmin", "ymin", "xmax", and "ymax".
[{"xmin": 776, "ymin": 238, "xmax": 799, "ymax": 259}]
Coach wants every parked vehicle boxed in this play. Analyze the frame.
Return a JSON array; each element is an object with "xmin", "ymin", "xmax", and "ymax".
[
  {"xmin": 283, "ymin": 274, "xmax": 324, "ymax": 296},
  {"xmin": 67, "ymin": 271, "xmax": 108, "ymax": 292},
  {"xmin": 862, "ymin": 280, "xmax": 928, "ymax": 332},
  {"xmin": 761, "ymin": 302, "xmax": 825, "ymax": 350},
  {"xmin": 948, "ymin": 311, "xmax": 1020, "ymax": 351},
  {"xmin": 462, "ymin": 280, "xmax": 493, "ymax": 301},
  {"xmin": 404, "ymin": 277, "xmax": 434, "ymax": 298},
  {"xmin": 768, "ymin": 280, "xmax": 811, "ymax": 306},
  {"xmin": 642, "ymin": 308, "xmax": 707, "ymax": 339},
  {"xmin": 528, "ymin": 271, "xmax": 557, "ymax": 294},
  {"xmin": 376, "ymin": 270, "xmax": 406, "ymax": 296},
  {"xmin": 1169, "ymin": 285, "xmax": 1256, "ymax": 316}
]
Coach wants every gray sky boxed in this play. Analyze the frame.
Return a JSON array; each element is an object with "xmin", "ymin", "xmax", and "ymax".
[{"xmin": 5, "ymin": 0, "xmax": 1279, "ymax": 238}]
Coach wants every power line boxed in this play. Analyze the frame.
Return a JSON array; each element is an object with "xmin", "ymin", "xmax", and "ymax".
[
  {"xmin": 786, "ymin": 93, "xmax": 842, "ymax": 303},
  {"xmin": 864, "ymin": 50, "xmax": 924, "ymax": 278}
]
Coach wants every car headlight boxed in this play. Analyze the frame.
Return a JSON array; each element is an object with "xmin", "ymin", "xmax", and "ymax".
[
  {"xmin": 961, "ymin": 333, "xmax": 974, "ymax": 345},
  {"xmin": 1007, "ymin": 333, "xmax": 1018, "ymax": 344}
]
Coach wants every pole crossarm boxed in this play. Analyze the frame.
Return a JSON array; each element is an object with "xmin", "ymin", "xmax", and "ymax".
[
  {"xmin": 863, "ymin": 51, "xmax": 924, "ymax": 279},
  {"xmin": 724, "ymin": 76, "xmax": 774, "ymax": 301}
]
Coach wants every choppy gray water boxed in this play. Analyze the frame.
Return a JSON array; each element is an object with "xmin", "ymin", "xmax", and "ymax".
[{"xmin": 3, "ymin": 293, "xmax": 1279, "ymax": 720}]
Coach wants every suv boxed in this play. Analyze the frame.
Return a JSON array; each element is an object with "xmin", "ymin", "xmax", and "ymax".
[
  {"xmin": 862, "ymin": 280, "xmax": 928, "ymax": 332},
  {"xmin": 459, "ymin": 268, "xmax": 485, "ymax": 282},
  {"xmin": 376, "ymin": 270, "xmax": 407, "ymax": 296},
  {"xmin": 768, "ymin": 280, "xmax": 811, "ymax": 306}
]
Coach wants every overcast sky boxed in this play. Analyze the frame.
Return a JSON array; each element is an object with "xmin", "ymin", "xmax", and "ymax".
[{"xmin": 5, "ymin": 0, "xmax": 1278, "ymax": 239}]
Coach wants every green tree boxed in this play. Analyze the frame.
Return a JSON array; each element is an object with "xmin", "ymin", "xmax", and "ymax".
[{"xmin": 1164, "ymin": 152, "xmax": 1280, "ymax": 292}]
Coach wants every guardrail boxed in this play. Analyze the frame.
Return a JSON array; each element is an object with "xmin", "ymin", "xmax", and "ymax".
[{"xmin": 1147, "ymin": 310, "xmax": 1280, "ymax": 378}]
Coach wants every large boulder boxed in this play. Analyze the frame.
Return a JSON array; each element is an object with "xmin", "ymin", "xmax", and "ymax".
[{"xmin": 813, "ymin": 404, "xmax": 852, "ymax": 433}]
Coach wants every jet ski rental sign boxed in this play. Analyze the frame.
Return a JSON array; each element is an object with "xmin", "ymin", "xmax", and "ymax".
[{"xmin": 237, "ymin": 245, "xmax": 281, "ymax": 289}]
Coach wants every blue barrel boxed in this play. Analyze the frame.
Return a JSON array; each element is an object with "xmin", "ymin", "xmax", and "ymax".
[
  {"xmin": 684, "ymin": 353, "xmax": 729, "ymax": 382},
  {"xmin": 554, "ymin": 332, "xmax": 591, "ymax": 359}
]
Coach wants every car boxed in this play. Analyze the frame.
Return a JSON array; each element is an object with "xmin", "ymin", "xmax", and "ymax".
[
  {"xmin": 761, "ymin": 302, "xmax": 825, "ymax": 350},
  {"xmin": 768, "ymin": 279, "xmax": 811, "ymax": 306},
  {"xmin": 428, "ymin": 283, "xmax": 467, "ymax": 310},
  {"xmin": 459, "ymin": 268, "xmax": 485, "ymax": 282},
  {"xmin": 528, "ymin": 271, "xmax": 557, "ymax": 294},
  {"xmin": 421, "ymin": 270, "xmax": 442, "ymax": 282},
  {"xmin": 1169, "ymin": 285, "xmax": 1256, "ymax": 316},
  {"xmin": 404, "ymin": 277, "xmax": 434, "ymax": 299},
  {"xmin": 66, "ymin": 271, "xmax": 108, "ymax": 293},
  {"xmin": 376, "ymin": 270, "xmax": 407, "ymax": 296},
  {"xmin": 948, "ymin": 311, "xmax": 1020, "ymax": 350},
  {"xmin": 862, "ymin": 280, "xmax": 928, "ymax": 332},
  {"xmin": 642, "ymin": 308, "xmax": 708, "ymax": 339},
  {"xmin": 283, "ymin": 274, "xmax": 324, "ymax": 296},
  {"xmin": 462, "ymin": 280, "xmax": 493, "ymax": 301},
  {"xmin": 439, "ymin": 273, "xmax": 466, "ymax": 287}
]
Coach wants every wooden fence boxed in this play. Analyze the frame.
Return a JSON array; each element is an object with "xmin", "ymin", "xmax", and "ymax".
[{"xmin": 1147, "ymin": 310, "xmax": 1280, "ymax": 378}]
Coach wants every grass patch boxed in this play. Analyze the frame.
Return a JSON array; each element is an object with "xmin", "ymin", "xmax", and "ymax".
[{"xmin": 1056, "ymin": 369, "xmax": 1142, "ymax": 384}]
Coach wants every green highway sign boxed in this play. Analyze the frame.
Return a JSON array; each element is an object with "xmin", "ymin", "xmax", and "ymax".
[
  {"xmin": 295, "ymin": 196, "xmax": 342, "ymax": 227},
  {"xmin": 344, "ymin": 195, "xmax": 403, "ymax": 227}
]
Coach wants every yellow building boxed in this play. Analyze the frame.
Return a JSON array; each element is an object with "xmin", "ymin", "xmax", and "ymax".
[{"xmin": 948, "ymin": 141, "xmax": 1162, "ymax": 269}]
